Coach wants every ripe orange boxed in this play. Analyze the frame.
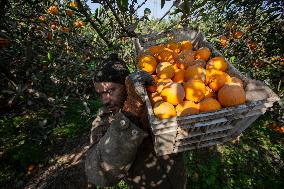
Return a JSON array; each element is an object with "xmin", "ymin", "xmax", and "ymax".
[
  {"xmin": 148, "ymin": 44, "xmax": 165, "ymax": 56},
  {"xmin": 185, "ymin": 65, "xmax": 206, "ymax": 81},
  {"xmin": 207, "ymin": 70, "xmax": 231, "ymax": 91},
  {"xmin": 61, "ymin": 26, "xmax": 70, "ymax": 33},
  {"xmin": 189, "ymin": 59, "xmax": 206, "ymax": 68},
  {"xmin": 248, "ymin": 40, "xmax": 257, "ymax": 50},
  {"xmin": 230, "ymin": 77, "xmax": 243, "ymax": 88},
  {"xmin": 156, "ymin": 78, "xmax": 173, "ymax": 93},
  {"xmin": 156, "ymin": 62, "xmax": 175, "ymax": 79},
  {"xmin": 48, "ymin": 6, "xmax": 59, "ymax": 15},
  {"xmin": 50, "ymin": 22, "xmax": 58, "ymax": 30},
  {"xmin": 175, "ymin": 101, "xmax": 199, "ymax": 116},
  {"xmin": 199, "ymin": 98, "xmax": 222, "ymax": 112},
  {"xmin": 204, "ymin": 86, "xmax": 216, "ymax": 98},
  {"xmin": 177, "ymin": 49, "xmax": 195, "ymax": 69},
  {"xmin": 195, "ymin": 47, "xmax": 211, "ymax": 61},
  {"xmin": 138, "ymin": 54, "xmax": 157, "ymax": 74},
  {"xmin": 167, "ymin": 41, "xmax": 181, "ymax": 54},
  {"xmin": 69, "ymin": 1, "xmax": 78, "ymax": 8},
  {"xmin": 206, "ymin": 56, "xmax": 227, "ymax": 71},
  {"xmin": 161, "ymin": 83, "xmax": 185, "ymax": 105},
  {"xmin": 153, "ymin": 101, "xmax": 177, "ymax": 119},
  {"xmin": 184, "ymin": 79, "xmax": 206, "ymax": 102},
  {"xmin": 233, "ymin": 31, "xmax": 243, "ymax": 39},
  {"xmin": 149, "ymin": 92, "xmax": 163, "ymax": 106},
  {"xmin": 65, "ymin": 9, "xmax": 74, "ymax": 16},
  {"xmin": 157, "ymin": 48, "xmax": 176, "ymax": 63},
  {"xmin": 220, "ymin": 35, "xmax": 228, "ymax": 47},
  {"xmin": 74, "ymin": 20, "xmax": 84, "ymax": 28},
  {"xmin": 172, "ymin": 69, "xmax": 185, "ymax": 83},
  {"xmin": 47, "ymin": 33, "xmax": 52, "ymax": 41},
  {"xmin": 218, "ymin": 83, "xmax": 246, "ymax": 107},
  {"xmin": 180, "ymin": 40, "xmax": 192, "ymax": 51},
  {"xmin": 39, "ymin": 16, "xmax": 46, "ymax": 22}
]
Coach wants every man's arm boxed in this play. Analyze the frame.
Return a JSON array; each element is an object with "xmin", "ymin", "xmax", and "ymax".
[
  {"xmin": 90, "ymin": 107, "xmax": 113, "ymax": 145},
  {"xmin": 85, "ymin": 112, "xmax": 148, "ymax": 187}
]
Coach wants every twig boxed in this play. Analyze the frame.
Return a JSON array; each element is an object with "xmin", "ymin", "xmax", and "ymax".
[
  {"xmin": 134, "ymin": 0, "xmax": 148, "ymax": 14},
  {"xmin": 75, "ymin": 0, "xmax": 113, "ymax": 47},
  {"xmin": 104, "ymin": 0, "xmax": 136, "ymax": 37}
]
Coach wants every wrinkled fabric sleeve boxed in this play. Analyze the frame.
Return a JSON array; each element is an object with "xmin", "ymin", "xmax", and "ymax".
[{"xmin": 85, "ymin": 112, "xmax": 148, "ymax": 187}]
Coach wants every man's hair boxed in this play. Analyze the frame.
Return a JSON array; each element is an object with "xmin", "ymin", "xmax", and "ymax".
[{"xmin": 93, "ymin": 54, "xmax": 130, "ymax": 85}]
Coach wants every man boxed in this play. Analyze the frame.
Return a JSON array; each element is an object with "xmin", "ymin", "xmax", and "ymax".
[{"xmin": 85, "ymin": 55, "xmax": 187, "ymax": 189}]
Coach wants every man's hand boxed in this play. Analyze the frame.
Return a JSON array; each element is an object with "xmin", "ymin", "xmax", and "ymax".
[{"xmin": 122, "ymin": 70, "xmax": 155, "ymax": 126}]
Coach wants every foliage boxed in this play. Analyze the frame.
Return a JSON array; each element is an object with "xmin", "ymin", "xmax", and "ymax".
[{"xmin": 0, "ymin": 0, "xmax": 283, "ymax": 188}]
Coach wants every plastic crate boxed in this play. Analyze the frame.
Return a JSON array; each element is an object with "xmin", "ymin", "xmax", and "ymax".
[{"xmin": 134, "ymin": 28, "xmax": 279, "ymax": 156}]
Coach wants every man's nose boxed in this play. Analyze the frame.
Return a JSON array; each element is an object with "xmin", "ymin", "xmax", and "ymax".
[{"xmin": 102, "ymin": 94, "xmax": 111, "ymax": 105}]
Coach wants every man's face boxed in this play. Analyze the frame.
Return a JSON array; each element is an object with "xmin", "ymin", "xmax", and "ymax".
[{"xmin": 94, "ymin": 82, "xmax": 127, "ymax": 114}]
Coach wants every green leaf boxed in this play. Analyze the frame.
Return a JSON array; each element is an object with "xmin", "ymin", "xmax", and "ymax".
[
  {"xmin": 161, "ymin": 0, "xmax": 165, "ymax": 9},
  {"xmin": 144, "ymin": 8, "xmax": 151, "ymax": 16},
  {"xmin": 47, "ymin": 51, "xmax": 53, "ymax": 61},
  {"xmin": 117, "ymin": 0, "xmax": 128, "ymax": 12}
]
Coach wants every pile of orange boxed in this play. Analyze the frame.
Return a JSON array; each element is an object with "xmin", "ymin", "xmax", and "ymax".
[{"xmin": 139, "ymin": 40, "xmax": 246, "ymax": 119}]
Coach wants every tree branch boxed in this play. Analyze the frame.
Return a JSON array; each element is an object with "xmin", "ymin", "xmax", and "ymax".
[
  {"xmin": 75, "ymin": 0, "xmax": 113, "ymax": 48},
  {"xmin": 104, "ymin": 0, "xmax": 136, "ymax": 37},
  {"xmin": 134, "ymin": 0, "xmax": 148, "ymax": 14}
]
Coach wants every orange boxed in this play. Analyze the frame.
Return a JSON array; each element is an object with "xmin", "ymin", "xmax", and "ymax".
[
  {"xmin": 230, "ymin": 77, "xmax": 243, "ymax": 87},
  {"xmin": 207, "ymin": 71, "xmax": 231, "ymax": 91},
  {"xmin": 65, "ymin": 9, "xmax": 74, "ymax": 16},
  {"xmin": 189, "ymin": 59, "xmax": 206, "ymax": 68},
  {"xmin": 50, "ymin": 22, "xmax": 58, "ymax": 30},
  {"xmin": 177, "ymin": 49, "xmax": 195, "ymax": 69},
  {"xmin": 220, "ymin": 35, "xmax": 228, "ymax": 47},
  {"xmin": 149, "ymin": 92, "xmax": 163, "ymax": 106},
  {"xmin": 180, "ymin": 40, "xmax": 192, "ymax": 51},
  {"xmin": 184, "ymin": 79, "xmax": 206, "ymax": 102},
  {"xmin": 185, "ymin": 65, "xmax": 206, "ymax": 81},
  {"xmin": 48, "ymin": 6, "xmax": 59, "ymax": 15},
  {"xmin": 148, "ymin": 44, "xmax": 165, "ymax": 56},
  {"xmin": 172, "ymin": 69, "xmax": 185, "ymax": 83},
  {"xmin": 47, "ymin": 33, "xmax": 52, "ymax": 41},
  {"xmin": 156, "ymin": 62, "xmax": 175, "ymax": 79},
  {"xmin": 167, "ymin": 41, "xmax": 181, "ymax": 54},
  {"xmin": 161, "ymin": 83, "xmax": 185, "ymax": 105},
  {"xmin": 138, "ymin": 54, "xmax": 157, "ymax": 74},
  {"xmin": 233, "ymin": 31, "xmax": 243, "ymax": 39},
  {"xmin": 248, "ymin": 40, "xmax": 257, "ymax": 50},
  {"xmin": 206, "ymin": 56, "xmax": 227, "ymax": 71},
  {"xmin": 199, "ymin": 98, "xmax": 222, "ymax": 112},
  {"xmin": 176, "ymin": 101, "xmax": 199, "ymax": 116},
  {"xmin": 195, "ymin": 47, "xmax": 211, "ymax": 61},
  {"xmin": 156, "ymin": 78, "xmax": 173, "ymax": 93},
  {"xmin": 39, "ymin": 16, "xmax": 46, "ymax": 22},
  {"xmin": 218, "ymin": 83, "xmax": 246, "ymax": 107},
  {"xmin": 69, "ymin": 1, "xmax": 78, "ymax": 8},
  {"xmin": 204, "ymin": 86, "xmax": 216, "ymax": 98},
  {"xmin": 157, "ymin": 48, "xmax": 176, "ymax": 63},
  {"xmin": 153, "ymin": 101, "xmax": 177, "ymax": 119},
  {"xmin": 172, "ymin": 63, "xmax": 180, "ymax": 71},
  {"xmin": 61, "ymin": 26, "xmax": 70, "ymax": 33}
]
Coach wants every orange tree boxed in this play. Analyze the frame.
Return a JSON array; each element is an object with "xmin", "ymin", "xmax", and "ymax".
[{"xmin": 1, "ymin": 0, "xmax": 283, "ymax": 188}]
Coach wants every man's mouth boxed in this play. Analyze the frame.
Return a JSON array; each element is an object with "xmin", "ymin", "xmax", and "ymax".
[{"xmin": 107, "ymin": 106, "xmax": 117, "ymax": 112}]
